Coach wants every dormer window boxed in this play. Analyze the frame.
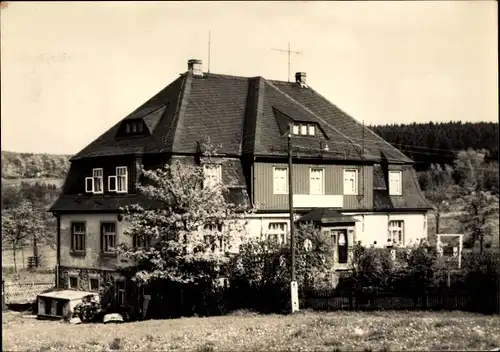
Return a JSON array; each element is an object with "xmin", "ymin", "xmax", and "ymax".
[
  {"xmin": 292, "ymin": 123, "xmax": 316, "ymax": 136},
  {"xmin": 108, "ymin": 166, "xmax": 128, "ymax": 193},
  {"xmin": 388, "ymin": 170, "xmax": 402, "ymax": 196}
]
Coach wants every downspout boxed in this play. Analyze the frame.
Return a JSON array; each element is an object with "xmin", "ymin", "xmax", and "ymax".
[{"xmin": 55, "ymin": 213, "xmax": 61, "ymax": 288}]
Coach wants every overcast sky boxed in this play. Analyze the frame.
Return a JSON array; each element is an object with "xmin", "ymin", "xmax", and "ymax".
[{"xmin": 1, "ymin": 1, "xmax": 497, "ymax": 155}]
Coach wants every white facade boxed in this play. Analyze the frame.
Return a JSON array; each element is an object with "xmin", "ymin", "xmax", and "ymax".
[
  {"xmin": 245, "ymin": 212, "xmax": 428, "ymax": 249},
  {"xmin": 343, "ymin": 212, "xmax": 428, "ymax": 248}
]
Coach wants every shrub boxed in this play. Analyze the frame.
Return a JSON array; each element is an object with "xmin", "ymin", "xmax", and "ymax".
[{"xmin": 72, "ymin": 296, "xmax": 103, "ymax": 323}]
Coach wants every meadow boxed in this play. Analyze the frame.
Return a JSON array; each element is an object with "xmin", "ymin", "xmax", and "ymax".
[{"xmin": 2, "ymin": 310, "xmax": 499, "ymax": 351}]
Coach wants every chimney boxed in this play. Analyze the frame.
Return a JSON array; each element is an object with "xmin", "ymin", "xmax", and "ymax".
[
  {"xmin": 187, "ymin": 59, "xmax": 204, "ymax": 77},
  {"xmin": 295, "ymin": 72, "xmax": 307, "ymax": 88}
]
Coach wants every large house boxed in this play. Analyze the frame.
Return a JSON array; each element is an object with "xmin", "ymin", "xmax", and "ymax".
[{"xmin": 50, "ymin": 59, "xmax": 432, "ymax": 293}]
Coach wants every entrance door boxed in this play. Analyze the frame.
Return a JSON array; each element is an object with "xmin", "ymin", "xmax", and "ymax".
[{"xmin": 335, "ymin": 229, "xmax": 348, "ymax": 264}]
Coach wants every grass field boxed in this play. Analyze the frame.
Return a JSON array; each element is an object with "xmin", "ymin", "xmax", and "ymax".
[{"xmin": 2, "ymin": 310, "xmax": 499, "ymax": 351}]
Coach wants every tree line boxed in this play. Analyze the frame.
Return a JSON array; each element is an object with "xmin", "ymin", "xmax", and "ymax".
[
  {"xmin": 370, "ymin": 121, "xmax": 499, "ymax": 170},
  {"xmin": 1, "ymin": 181, "xmax": 60, "ymax": 271},
  {"xmin": 1, "ymin": 151, "xmax": 71, "ymax": 179}
]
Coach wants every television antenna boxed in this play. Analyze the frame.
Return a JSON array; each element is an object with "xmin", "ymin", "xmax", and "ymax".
[{"xmin": 272, "ymin": 42, "xmax": 302, "ymax": 82}]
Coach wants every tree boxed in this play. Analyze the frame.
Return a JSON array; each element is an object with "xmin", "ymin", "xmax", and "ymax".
[
  {"xmin": 455, "ymin": 150, "xmax": 500, "ymax": 252},
  {"xmin": 421, "ymin": 164, "xmax": 458, "ymax": 235},
  {"xmin": 116, "ymin": 139, "xmax": 255, "ymax": 288},
  {"xmin": 1, "ymin": 201, "xmax": 45, "ymax": 272}
]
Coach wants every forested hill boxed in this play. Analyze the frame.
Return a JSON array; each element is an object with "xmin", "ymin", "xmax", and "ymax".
[
  {"xmin": 1, "ymin": 122, "xmax": 498, "ymax": 177},
  {"xmin": 1, "ymin": 151, "xmax": 71, "ymax": 179},
  {"xmin": 370, "ymin": 121, "xmax": 499, "ymax": 170}
]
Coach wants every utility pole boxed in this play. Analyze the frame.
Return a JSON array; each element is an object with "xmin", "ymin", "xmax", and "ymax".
[
  {"xmin": 288, "ymin": 123, "xmax": 299, "ymax": 313},
  {"xmin": 272, "ymin": 42, "xmax": 302, "ymax": 82}
]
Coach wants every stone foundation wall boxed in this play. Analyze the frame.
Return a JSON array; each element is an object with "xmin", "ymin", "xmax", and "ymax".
[{"xmin": 58, "ymin": 266, "xmax": 119, "ymax": 291}]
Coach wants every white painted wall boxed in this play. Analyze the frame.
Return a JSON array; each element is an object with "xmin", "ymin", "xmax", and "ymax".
[{"xmin": 344, "ymin": 212, "xmax": 428, "ymax": 248}]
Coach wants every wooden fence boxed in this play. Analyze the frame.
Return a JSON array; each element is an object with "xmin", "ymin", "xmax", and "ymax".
[
  {"xmin": 300, "ymin": 288, "xmax": 500, "ymax": 315},
  {"xmin": 3, "ymin": 281, "xmax": 54, "ymax": 305}
]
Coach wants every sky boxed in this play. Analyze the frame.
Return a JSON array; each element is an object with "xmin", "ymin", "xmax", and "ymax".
[{"xmin": 1, "ymin": 1, "xmax": 498, "ymax": 155}]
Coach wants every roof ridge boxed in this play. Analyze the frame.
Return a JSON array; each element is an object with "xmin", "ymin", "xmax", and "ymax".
[
  {"xmin": 306, "ymin": 86, "xmax": 412, "ymax": 163},
  {"xmin": 265, "ymin": 79, "xmax": 364, "ymax": 155}
]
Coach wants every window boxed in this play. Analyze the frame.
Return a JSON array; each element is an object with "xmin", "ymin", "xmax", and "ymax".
[
  {"xmin": 292, "ymin": 123, "xmax": 317, "ymax": 137},
  {"xmin": 267, "ymin": 222, "xmax": 287, "ymax": 244},
  {"xmin": 273, "ymin": 167, "xmax": 288, "ymax": 194},
  {"xmin": 308, "ymin": 125, "xmax": 315, "ymax": 136},
  {"xmin": 388, "ymin": 220, "xmax": 404, "ymax": 246},
  {"xmin": 116, "ymin": 166, "xmax": 128, "ymax": 193},
  {"xmin": 68, "ymin": 275, "xmax": 79, "ymax": 290},
  {"xmin": 309, "ymin": 168, "xmax": 324, "ymax": 195},
  {"xmin": 101, "ymin": 222, "xmax": 117, "ymax": 253},
  {"xmin": 125, "ymin": 121, "xmax": 144, "ymax": 134},
  {"xmin": 343, "ymin": 169, "xmax": 358, "ymax": 195},
  {"xmin": 204, "ymin": 224, "xmax": 225, "ymax": 252},
  {"xmin": 133, "ymin": 234, "xmax": 151, "ymax": 248},
  {"xmin": 203, "ymin": 164, "xmax": 222, "ymax": 188},
  {"xmin": 300, "ymin": 124, "xmax": 307, "ymax": 135},
  {"xmin": 388, "ymin": 170, "xmax": 402, "ymax": 196},
  {"xmin": 92, "ymin": 168, "xmax": 103, "ymax": 194},
  {"xmin": 115, "ymin": 280, "xmax": 126, "ymax": 307},
  {"xmin": 71, "ymin": 222, "xmax": 86, "ymax": 252},
  {"xmin": 89, "ymin": 276, "xmax": 100, "ymax": 292}
]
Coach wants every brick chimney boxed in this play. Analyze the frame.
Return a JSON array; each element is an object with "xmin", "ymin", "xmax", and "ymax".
[
  {"xmin": 188, "ymin": 59, "xmax": 203, "ymax": 77},
  {"xmin": 295, "ymin": 72, "xmax": 307, "ymax": 88}
]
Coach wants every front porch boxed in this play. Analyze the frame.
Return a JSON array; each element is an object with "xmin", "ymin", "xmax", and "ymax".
[{"xmin": 297, "ymin": 208, "xmax": 358, "ymax": 271}]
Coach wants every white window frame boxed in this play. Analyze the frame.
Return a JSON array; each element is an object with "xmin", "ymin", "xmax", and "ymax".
[
  {"xmin": 116, "ymin": 166, "xmax": 128, "ymax": 193},
  {"xmin": 309, "ymin": 168, "xmax": 325, "ymax": 195},
  {"xmin": 308, "ymin": 125, "xmax": 315, "ymax": 136},
  {"xmin": 388, "ymin": 220, "xmax": 404, "ymax": 246},
  {"xmin": 343, "ymin": 169, "xmax": 359, "ymax": 195},
  {"xmin": 203, "ymin": 164, "xmax": 222, "ymax": 188},
  {"xmin": 273, "ymin": 167, "xmax": 288, "ymax": 195},
  {"xmin": 292, "ymin": 124, "xmax": 300, "ymax": 135},
  {"xmin": 388, "ymin": 170, "xmax": 402, "ymax": 196},
  {"xmin": 92, "ymin": 168, "xmax": 104, "ymax": 194},
  {"xmin": 85, "ymin": 177, "xmax": 94, "ymax": 193},
  {"xmin": 108, "ymin": 175, "xmax": 117, "ymax": 192},
  {"xmin": 267, "ymin": 222, "xmax": 288, "ymax": 244},
  {"xmin": 203, "ymin": 223, "xmax": 225, "ymax": 253},
  {"xmin": 300, "ymin": 124, "xmax": 307, "ymax": 135}
]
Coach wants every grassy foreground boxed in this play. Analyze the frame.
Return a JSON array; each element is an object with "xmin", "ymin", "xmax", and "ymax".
[{"xmin": 2, "ymin": 310, "xmax": 499, "ymax": 351}]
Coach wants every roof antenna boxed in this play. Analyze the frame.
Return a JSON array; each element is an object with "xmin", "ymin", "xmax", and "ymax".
[
  {"xmin": 362, "ymin": 120, "xmax": 365, "ymax": 157},
  {"xmin": 272, "ymin": 42, "xmax": 302, "ymax": 82},
  {"xmin": 208, "ymin": 30, "xmax": 211, "ymax": 73}
]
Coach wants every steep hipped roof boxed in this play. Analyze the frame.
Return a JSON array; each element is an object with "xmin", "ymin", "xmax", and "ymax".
[{"xmin": 71, "ymin": 70, "xmax": 412, "ymax": 163}]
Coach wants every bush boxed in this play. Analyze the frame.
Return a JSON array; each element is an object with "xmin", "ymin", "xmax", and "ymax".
[{"xmin": 72, "ymin": 296, "xmax": 103, "ymax": 323}]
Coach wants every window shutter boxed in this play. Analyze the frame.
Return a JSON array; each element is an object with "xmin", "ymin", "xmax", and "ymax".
[
  {"xmin": 85, "ymin": 177, "xmax": 94, "ymax": 193},
  {"xmin": 108, "ymin": 176, "xmax": 117, "ymax": 192}
]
